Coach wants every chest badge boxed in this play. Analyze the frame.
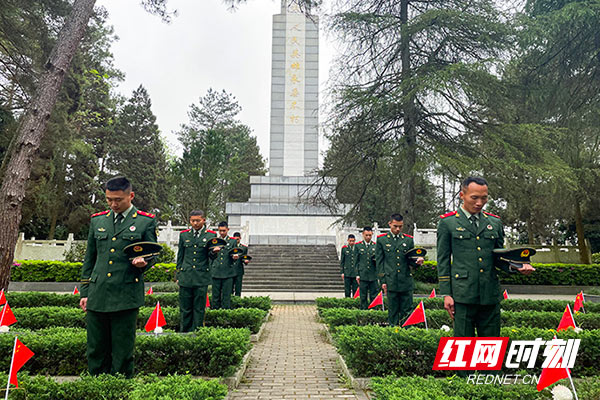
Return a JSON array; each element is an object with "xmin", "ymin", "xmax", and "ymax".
[
  {"xmin": 203, "ymin": 238, "xmax": 207, "ymax": 242},
  {"xmin": 456, "ymin": 227, "xmax": 465, "ymax": 231},
  {"xmin": 129, "ymin": 226, "xmax": 136, "ymax": 231},
  {"xmin": 487, "ymin": 225, "xmax": 493, "ymax": 230},
  {"xmin": 402, "ymin": 243, "xmax": 407, "ymax": 247},
  {"xmin": 97, "ymin": 227, "xmax": 106, "ymax": 232}
]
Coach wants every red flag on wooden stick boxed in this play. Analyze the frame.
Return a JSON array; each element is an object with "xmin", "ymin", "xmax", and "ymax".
[
  {"xmin": 557, "ymin": 305, "xmax": 576, "ymax": 332},
  {"xmin": 144, "ymin": 301, "xmax": 166, "ymax": 332},
  {"xmin": 353, "ymin": 287, "xmax": 360, "ymax": 299},
  {"xmin": 8, "ymin": 338, "xmax": 34, "ymax": 388},
  {"xmin": 368, "ymin": 292, "xmax": 383, "ymax": 309}
]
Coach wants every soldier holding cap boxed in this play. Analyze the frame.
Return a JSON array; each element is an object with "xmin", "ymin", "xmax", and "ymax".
[
  {"xmin": 436, "ymin": 176, "xmax": 535, "ymax": 338},
  {"xmin": 376, "ymin": 214, "xmax": 424, "ymax": 326},
  {"xmin": 354, "ymin": 227, "xmax": 379, "ymax": 310},
  {"xmin": 210, "ymin": 221, "xmax": 238, "ymax": 309},
  {"xmin": 79, "ymin": 176, "xmax": 158, "ymax": 378},
  {"xmin": 231, "ymin": 232, "xmax": 249, "ymax": 297},
  {"xmin": 340, "ymin": 234, "xmax": 358, "ymax": 298},
  {"xmin": 176, "ymin": 210, "xmax": 217, "ymax": 332}
]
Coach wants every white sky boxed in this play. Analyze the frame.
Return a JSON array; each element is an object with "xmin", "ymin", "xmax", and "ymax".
[{"xmin": 96, "ymin": 0, "xmax": 338, "ymax": 165}]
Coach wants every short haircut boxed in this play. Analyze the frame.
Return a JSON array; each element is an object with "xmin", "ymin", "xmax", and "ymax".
[
  {"xmin": 105, "ymin": 176, "xmax": 131, "ymax": 192},
  {"xmin": 190, "ymin": 210, "xmax": 205, "ymax": 217},
  {"xmin": 348, "ymin": 234, "xmax": 355, "ymax": 239},
  {"xmin": 363, "ymin": 226, "xmax": 373, "ymax": 232},
  {"xmin": 390, "ymin": 213, "xmax": 403, "ymax": 222},
  {"xmin": 461, "ymin": 176, "xmax": 488, "ymax": 190},
  {"xmin": 233, "ymin": 232, "xmax": 241, "ymax": 238},
  {"xmin": 218, "ymin": 221, "xmax": 228, "ymax": 228}
]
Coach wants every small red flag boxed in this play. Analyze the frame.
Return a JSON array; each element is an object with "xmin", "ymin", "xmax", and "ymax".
[
  {"xmin": 146, "ymin": 286, "xmax": 153, "ymax": 295},
  {"xmin": 429, "ymin": 288, "xmax": 436, "ymax": 298},
  {"xmin": 0, "ymin": 289, "xmax": 6, "ymax": 306},
  {"xmin": 353, "ymin": 287, "xmax": 360, "ymax": 299},
  {"xmin": 503, "ymin": 289, "xmax": 509, "ymax": 300},
  {"xmin": 0, "ymin": 303, "xmax": 17, "ymax": 327},
  {"xmin": 368, "ymin": 291, "xmax": 383, "ymax": 309},
  {"xmin": 402, "ymin": 300, "xmax": 427, "ymax": 328},
  {"xmin": 144, "ymin": 301, "xmax": 166, "ymax": 332},
  {"xmin": 9, "ymin": 338, "xmax": 34, "ymax": 388},
  {"xmin": 557, "ymin": 305, "xmax": 576, "ymax": 332},
  {"xmin": 574, "ymin": 291, "xmax": 584, "ymax": 313},
  {"xmin": 206, "ymin": 293, "xmax": 210, "ymax": 308},
  {"xmin": 537, "ymin": 336, "xmax": 572, "ymax": 392},
  {"xmin": 72, "ymin": 286, "xmax": 79, "ymax": 295}
]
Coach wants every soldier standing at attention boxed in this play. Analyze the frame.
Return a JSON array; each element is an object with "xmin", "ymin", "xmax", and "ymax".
[
  {"xmin": 176, "ymin": 210, "xmax": 217, "ymax": 332},
  {"xmin": 376, "ymin": 214, "xmax": 424, "ymax": 326},
  {"xmin": 340, "ymin": 234, "xmax": 358, "ymax": 298},
  {"xmin": 211, "ymin": 221, "xmax": 238, "ymax": 309},
  {"xmin": 437, "ymin": 177, "xmax": 535, "ymax": 337},
  {"xmin": 231, "ymin": 232, "xmax": 249, "ymax": 297},
  {"xmin": 354, "ymin": 227, "xmax": 379, "ymax": 310},
  {"xmin": 79, "ymin": 176, "xmax": 157, "ymax": 378}
]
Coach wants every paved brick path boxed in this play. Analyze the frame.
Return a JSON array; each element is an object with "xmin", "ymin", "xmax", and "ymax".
[{"xmin": 228, "ymin": 305, "xmax": 366, "ymax": 400}]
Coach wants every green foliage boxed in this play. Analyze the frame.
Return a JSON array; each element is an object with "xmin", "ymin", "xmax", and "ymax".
[
  {"xmin": 155, "ymin": 243, "xmax": 176, "ymax": 264},
  {"xmin": 143, "ymin": 263, "xmax": 177, "ymax": 281},
  {"xmin": 593, "ymin": 253, "xmax": 600, "ymax": 264},
  {"xmin": 0, "ymin": 327, "xmax": 249, "ymax": 376},
  {"xmin": 151, "ymin": 281, "xmax": 179, "ymax": 292},
  {"xmin": 332, "ymin": 325, "xmax": 600, "ymax": 377},
  {"xmin": 63, "ymin": 242, "xmax": 88, "ymax": 263},
  {"xmin": 129, "ymin": 375, "xmax": 228, "ymax": 400}
]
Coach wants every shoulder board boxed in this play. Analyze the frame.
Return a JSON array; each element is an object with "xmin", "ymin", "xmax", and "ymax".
[
  {"xmin": 484, "ymin": 211, "xmax": 501, "ymax": 219},
  {"xmin": 342, "ymin": 245, "xmax": 347, "ymax": 248},
  {"xmin": 137, "ymin": 210, "xmax": 155, "ymax": 218},
  {"xmin": 355, "ymin": 241, "xmax": 363, "ymax": 244},
  {"xmin": 403, "ymin": 233, "xmax": 413, "ymax": 238},
  {"xmin": 229, "ymin": 237, "xmax": 237, "ymax": 240},
  {"xmin": 439, "ymin": 211, "xmax": 457, "ymax": 219},
  {"xmin": 91, "ymin": 210, "xmax": 110, "ymax": 218},
  {"xmin": 181, "ymin": 229, "xmax": 191, "ymax": 233},
  {"xmin": 377, "ymin": 233, "xmax": 387, "ymax": 238},
  {"xmin": 206, "ymin": 230, "xmax": 216, "ymax": 234}
]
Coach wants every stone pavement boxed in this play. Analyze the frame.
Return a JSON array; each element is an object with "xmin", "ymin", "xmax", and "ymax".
[{"xmin": 228, "ymin": 305, "xmax": 368, "ymax": 400}]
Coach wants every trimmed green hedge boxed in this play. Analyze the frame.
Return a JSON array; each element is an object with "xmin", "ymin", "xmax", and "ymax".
[
  {"xmin": 333, "ymin": 325, "xmax": 600, "ymax": 377},
  {"xmin": 370, "ymin": 375, "xmax": 600, "ymax": 400},
  {"xmin": 11, "ymin": 306, "xmax": 266, "ymax": 333},
  {"xmin": 2, "ymin": 374, "xmax": 227, "ymax": 400},
  {"xmin": 0, "ymin": 327, "xmax": 249, "ymax": 377},
  {"xmin": 321, "ymin": 307, "xmax": 600, "ymax": 330},
  {"xmin": 6, "ymin": 292, "xmax": 272, "ymax": 311},
  {"xmin": 316, "ymin": 297, "xmax": 600, "ymax": 313}
]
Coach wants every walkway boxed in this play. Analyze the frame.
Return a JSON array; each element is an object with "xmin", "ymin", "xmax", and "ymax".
[{"xmin": 228, "ymin": 305, "xmax": 367, "ymax": 400}]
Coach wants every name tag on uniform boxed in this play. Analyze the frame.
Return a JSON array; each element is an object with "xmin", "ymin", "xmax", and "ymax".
[
  {"xmin": 97, "ymin": 227, "xmax": 105, "ymax": 232},
  {"xmin": 386, "ymin": 244, "xmax": 391, "ymax": 247},
  {"xmin": 456, "ymin": 227, "xmax": 465, "ymax": 231}
]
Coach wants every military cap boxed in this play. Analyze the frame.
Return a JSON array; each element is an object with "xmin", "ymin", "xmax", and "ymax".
[
  {"xmin": 206, "ymin": 237, "xmax": 228, "ymax": 250},
  {"xmin": 229, "ymin": 247, "xmax": 244, "ymax": 255},
  {"xmin": 123, "ymin": 241, "xmax": 162, "ymax": 261},
  {"xmin": 405, "ymin": 247, "xmax": 427, "ymax": 259},
  {"xmin": 493, "ymin": 247, "xmax": 536, "ymax": 269},
  {"xmin": 242, "ymin": 255, "xmax": 253, "ymax": 261}
]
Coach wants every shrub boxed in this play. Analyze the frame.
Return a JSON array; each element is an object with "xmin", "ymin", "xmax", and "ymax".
[
  {"xmin": 0, "ymin": 327, "xmax": 250, "ymax": 377},
  {"xmin": 151, "ymin": 281, "xmax": 179, "ymax": 292},
  {"xmin": 592, "ymin": 253, "xmax": 600, "ymax": 264},
  {"xmin": 155, "ymin": 243, "xmax": 176, "ymax": 264},
  {"xmin": 63, "ymin": 242, "xmax": 88, "ymax": 263}
]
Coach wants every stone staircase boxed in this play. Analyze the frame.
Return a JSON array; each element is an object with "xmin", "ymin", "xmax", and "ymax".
[{"xmin": 242, "ymin": 244, "xmax": 344, "ymax": 292}]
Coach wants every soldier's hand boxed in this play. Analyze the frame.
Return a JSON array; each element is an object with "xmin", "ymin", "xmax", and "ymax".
[
  {"xmin": 232, "ymin": 254, "xmax": 240, "ymax": 260},
  {"xmin": 341, "ymin": 273, "xmax": 345, "ymax": 281},
  {"xmin": 519, "ymin": 263, "xmax": 535, "ymax": 275},
  {"xmin": 356, "ymin": 276, "xmax": 360, "ymax": 284},
  {"xmin": 79, "ymin": 297, "xmax": 87, "ymax": 312},
  {"xmin": 416, "ymin": 257, "xmax": 424, "ymax": 265},
  {"xmin": 132, "ymin": 257, "xmax": 147, "ymax": 268},
  {"xmin": 381, "ymin": 283, "xmax": 387, "ymax": 295},
  {"xmin": 243, "ymin": 260, "xmax": 249, "ymax": 265},
  {"xmin": 213, "ymin": 246, "xmax": 222, "ymax": 253},
  {"xmin": 444, "ymin": 296, "xmax": 455, "ymax": 320}
]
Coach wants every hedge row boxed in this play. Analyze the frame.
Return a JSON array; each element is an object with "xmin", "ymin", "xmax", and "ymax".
[
  {"xmin": 0, "ymin": 327, "xmax": 249, "ymax": 377},
  {"xmin": 320, "ymin": 307, "xmax": 600, "ymax": 330},
  {"xmin": 332, "ymin": 325, "xmax": 600, "ymax": 377},
  {"xmin": 1, "ymin": 374, "xmax": 227, "ymax": 400},
  {"xmin": 10, "ymin": 306, "xmax": 266, "ymax": 333},
  {"xmin": 6, "ymin": 292, "xmax": 272, "ymax": 311},
  {"xmin": 315, "ymin": 297, "xmax": 600, "ymax": 313},
  {"xmin": 370, "ymin": 375, "xmax": 600, "ymax": 400}
]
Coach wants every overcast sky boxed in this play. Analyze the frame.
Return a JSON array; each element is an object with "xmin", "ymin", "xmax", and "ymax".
[{"xmin": 96, "ymin": 0, "xmax": 337, "ymax": 165}]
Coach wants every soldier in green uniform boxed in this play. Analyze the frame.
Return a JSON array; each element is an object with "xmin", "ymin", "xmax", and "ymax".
[
  {"xmin": 231, "ymin": 232, "xmax": 249, "ymax": 297},
  {"xmin": 210, "ymin": 221, "xmax": 238, "ymax": 309},
  {"xmin": 354, "ymin": 227, "xmax": 379, "ymax": 310},
  {"xmin": 437, "ymin": 177, "xmax": 535, "ymax": 338},
  {"xmin": 340, "ymin": 234, "xmax": 358, "ymax": 298},
  {"xmin": 376, "ymin": 214, "xmax": 424, "ymax": 326},
  {"xmin": 79, "ymin": 176, "xmax": 158, "ymax": 378},
  {"xmin": 176, "ymin": 210, "xmax": 217, "ymax": 332}
]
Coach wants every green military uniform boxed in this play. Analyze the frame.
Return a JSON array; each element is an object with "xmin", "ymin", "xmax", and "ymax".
[
  {"xmin": 176, "ymin": 226, "xmax": 217, "ymax": 332},
  {"xmin": 375, "ymin": 232, "xmax": 417, "ymax": 326},
  {"xmin": 210, "ymin": 236, "xmax": 238, "ymax": 309},
  {"xmin": 340, "ymin": 244, "xmax": 358, "ymax": 298},
  {"xmin": 80, "ymin": 206, "xmax": 157, "ymax": 378},
  {"xmin": 436, "ymin": 209, "xmax": 511, "ymax": 337},
  {"xmin": 231, "ymin": 243, "xmax": 248, "ymax": 297},
  {"xmin": 354, "ymin": 240, "xmax": 379, "ymax": 310}
]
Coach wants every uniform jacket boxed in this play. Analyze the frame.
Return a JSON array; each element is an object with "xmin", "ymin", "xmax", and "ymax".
[
  {"xmin": 340, "ymin": 245, "xmax": 358, "ymax": 277},
  {"xmin": 375, "ymin": 232, "xmax": 416, "ymax": 292},
  {"xmin": 80, "ymin": 207, "xmax": 157, "ymax": 312},
  {"xmin": 210, "ymin": 237, "xmax": 238, "ymax": 279},
  {"xmin": 354, "ymin": 241, "xmax": 377, "ymax": 281},
  {"xmin": 233, "ymin": 244, "xmax": 248, "ymax": 276},
  {"xmin": 176, "ymin": 227, "xmax": 217, "ymax": 287},
  {"xmin": 437, "ymin": 210, "xmax": 511, "ymax": 305}
]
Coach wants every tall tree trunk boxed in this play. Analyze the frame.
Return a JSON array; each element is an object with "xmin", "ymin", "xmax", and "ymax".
[
  {"xmin": 0, "ymin": 0, "xmax": 96, "ymax": 290},
  {"xmin": 527, "ymin": 217, "xmax": 534, "ymax": 245},
  {"xmin": 574, "ymin": 199, "xmax": 591, "ymax": 264}
]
